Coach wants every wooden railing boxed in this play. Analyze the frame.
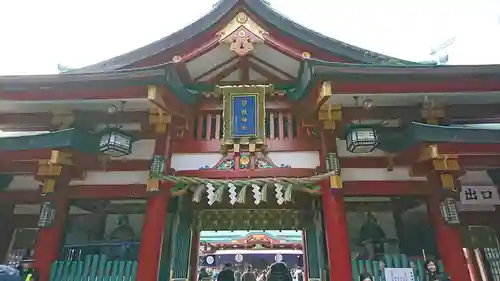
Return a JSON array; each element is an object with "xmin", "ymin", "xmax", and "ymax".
[
  {"xmin": 61, "ymin": 242, "xmax": 140, "ymax": 261},
  {"xmin": 172, "ymin": 110, "xmax": 318, "ymax": 153},
  {"xmin": 352, "ymin": 255, "xmax": 443, "ymax": 281}
]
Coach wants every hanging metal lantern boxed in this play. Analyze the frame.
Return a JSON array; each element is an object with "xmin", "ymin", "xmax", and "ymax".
[
  {"xmin": 274, "ymin": 253, "xmax": 283, "ymax": 262},
  {"xmin": 235, "ymin": 253, "xmax": 243, "ymax": 263},
  {"xmin": 440, "ymin": 197, "xmax": 460, "ymax": 225},
  {"xmin": 345, "ymin": 124, "xmax": 379, "ymax": 153},
  {"xmin": 99, "ymin": 128, "xmax": 134, "ymax": 157}
]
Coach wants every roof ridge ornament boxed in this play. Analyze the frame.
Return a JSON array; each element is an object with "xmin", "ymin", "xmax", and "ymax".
[{"xmin": 217, "ymin": 11, "xmax": 269, "ymax": 56}]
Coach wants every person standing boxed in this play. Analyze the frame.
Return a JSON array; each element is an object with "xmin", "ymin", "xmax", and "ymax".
[
  {"xmin": 242, "ymin": 265, "xmax": 257, "ymax": 281},
  {"xmin": 199, "ymin": 268, "xmax": 210, "ymax": 281},
  {"xmin": 266, "ymin": 262, "xmax": 292, "ymax": 281},
  {"xmin": 424, "ymin": 259, "xmax": 451, "ymax": 281},
  {"xmin": 217, "ymin": 263, "xmax": 235, "ymax": 281},
  {"xmin": 235, "ymin": 268, "xmax": 242, "ymax": 281}
]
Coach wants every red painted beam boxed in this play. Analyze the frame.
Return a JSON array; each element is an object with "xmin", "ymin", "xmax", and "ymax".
[
  {"xmin": 0, "ymin": 180, "xmax": 432, "ymax": 204},
  {"xmin": 343, "ymin": 181, "xmax": 431, "ymax": 195},
  {"xmin": 198, "ymin": 98, "xmax": 293, "ymax": 112},
  {"xmin": 2, "ymin": 159, "xmax": 151, "ymax": 174},
  {"xmin": 67, "ymin": 184, "xmax": 148, "ymax": 199},
  {"xmin": 0, "ymin": 111, "xmax": 149, "ymax": 131},
  {"xmin": 175, "ymin": 168, "xmax": 316, "ymax": 178},
  {"xmin": 0, "ymin": 191, "xmax": 42, "ymax": 204},
  {"xmin": 0, "ymin": 184, "xmax": 149, "ymax": 203},
  {"xmin": 0, "ymin": 149, "xmax": 52, "ymax": 160},
  {"xmin": 334, "ymin": 79, "xmax": 500, "ymax": 94},
  {"xmin": 340, "ymin": 155, "xmax": 500, "ymax": 169},
  {"xmin": 170, "ymin": 139, "xmax": 319, "ymax": 153},
  {"xmin": 2, "ymin": 104, "xmax": 500, "ymax": 132},
  {"xmin": 0, "ymin": 86, "xmax": 148, "ymax": 101}
]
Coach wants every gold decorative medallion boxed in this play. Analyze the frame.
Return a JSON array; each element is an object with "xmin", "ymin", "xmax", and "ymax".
[{"xmin": 217, "ymin": 12, "xmax": 268, "ymax": 56}]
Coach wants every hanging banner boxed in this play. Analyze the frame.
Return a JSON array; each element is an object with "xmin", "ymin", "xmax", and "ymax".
[
  {"xmin": 460, "ymin": 186, "xmax": 500, "ymax": 205},
  {"xmin": 384, "ymin": 268, "xmax": 415, "ymax": 281}
]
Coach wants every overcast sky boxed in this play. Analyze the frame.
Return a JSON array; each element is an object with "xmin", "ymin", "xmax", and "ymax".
[{"xmin": 0, "ymin": 0, "xmax": 499, "ymax": 75}]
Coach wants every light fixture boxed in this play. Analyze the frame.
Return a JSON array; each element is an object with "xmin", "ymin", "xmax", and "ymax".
[
  {"xmin": 362, "ymin": 99, "xmax": 373, "ymax": 110},
  {"xmin": 345, "ymin": 124, "xmax": 379, "ymax": 153},
  {"xmin": 107, "ymin": 105, "xmax": 118, "ymax": 114},
  {"xmin": 99, "ymin": 128, "xmax": 134, "ymax": 157},
  {"xmin": 440, "ymin": 197, "xmax": 460, "ymax": 225}
]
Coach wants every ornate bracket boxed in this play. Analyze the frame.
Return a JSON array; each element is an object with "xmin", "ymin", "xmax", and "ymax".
[
  {"xmin": 417, "ymin": 145, "xmax": 461, "ymax": 190},
  {"xmin": 217, "ymin": 12, "xmax": 268, "ymax": 56},
  {"xmin": 147, "ymin": 85, "xmax": 172, "ymax": 133},
  {"xmin": 318, "ymin": 103, "xmax": 341, "ymax": 131},
  {"xmin": 36, "ymin": 150, "xmax": 74, "ymax": 194}
]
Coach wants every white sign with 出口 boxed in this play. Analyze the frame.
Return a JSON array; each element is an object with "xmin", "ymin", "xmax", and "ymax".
[
  {"xmin": 384, "ymin": 268, "xmax": 415, "ymax": 281},
  {"xmin": 460, "ymin": 186, "xmax": 500, "ymax": 205}
]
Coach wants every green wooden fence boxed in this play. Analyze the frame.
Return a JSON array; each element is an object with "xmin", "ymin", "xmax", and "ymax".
[
  {"xmin": 49, "ymin": 254, "xmax": 440, "ymax": 281},
  {"xmin": 49, "ymin": 255, "xmax": 137, "ymax": 281},
  {"xmin": 351, "ymin": 254, "xmax": 443, "ymax": 281}
]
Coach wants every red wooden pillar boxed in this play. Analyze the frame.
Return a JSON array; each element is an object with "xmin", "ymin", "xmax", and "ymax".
[
  {"xmin": 301, "ymin": 231, "xmax": 308, "ymax": 280},
  {"xmin": 319, "ymin": 131, "xmax": 352, "ymax": 281},
  {"xmin": 190, "ymin": 229, "xmax": 200, "ymax": 281},
  {"xmin": 33, "ymin": 197, "xmax": 68, "ymax": 281},
  {"xmin": 321, "ymin": 183, "xmax": 352, "ymax": 281},
  {"xmin": 136, "ymin": 131, "xmax": 172, "ymax": 281},
  {"xmin": 136, "ymin": 191, "xmax": 170, "ymax": 281},
  {"xmin": 428, "ymin": 190, "xmax": 471, "ymax": 281}
]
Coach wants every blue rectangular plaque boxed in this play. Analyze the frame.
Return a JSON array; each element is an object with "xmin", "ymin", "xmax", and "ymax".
[
  {"xmin": 231, "ymin": 94, "xmax": 258, "ymax": 137},
  {"xmin": 219, "ymin": 85, "xmax": 269, "ymax": 150}
]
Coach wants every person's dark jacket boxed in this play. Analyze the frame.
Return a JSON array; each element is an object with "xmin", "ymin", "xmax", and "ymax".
[
  {"xmin": 427, "ymin": 272, "xmax": 451, "ymax": 281},
  {"xmin": 217, "ymin": 269, "xmax": 235, "ymax": 281},
  {"xmin": 242, "ymin": 271, "xmax": 257, "ymax": 281},
  {"xmin": 266, "ymin": 263, "xmax": 292, "ymax": 281},
  {"xmin": 199, "ymin": 270, "xmax": 210, "ymax": 281}
]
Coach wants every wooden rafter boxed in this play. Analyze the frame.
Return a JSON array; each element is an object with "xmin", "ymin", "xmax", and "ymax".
[
  {"xmin": 249, "ymin": 54, "xmax": 295, "ymax": 80},
  {"xmin": 262, "ymin": 33, "xmax": 305, "ymax": 59},
  {"xmin": 173, "ymin": 37, "xmax": 223, "ymax": 83},
  {"xmin": 193, "ymin": 56, "xmax": 239, "ymax": 82},
  {"xmin": 248, "ymin": 60, "xmax": 287, "ymax": 82},
  {"xmin": 240, "ymin": 57, "xmax": 250, "ymax": 83},
  {"xmin": 209, "ymin": 59, "xmax": 242, "ymax": 83}
]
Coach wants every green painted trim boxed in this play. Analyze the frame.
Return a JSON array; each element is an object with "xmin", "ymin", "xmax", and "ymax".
[
  {"xmin": 158, "ymin": 211, "xmax": 176, "ymax": 281},
  {"xmin": 0, "ymin": 128, "xmax": 101, "ymax": 153},
  {"xmin": 171, "ymin": 198, "xmax": 193, "ymax": 279}
]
